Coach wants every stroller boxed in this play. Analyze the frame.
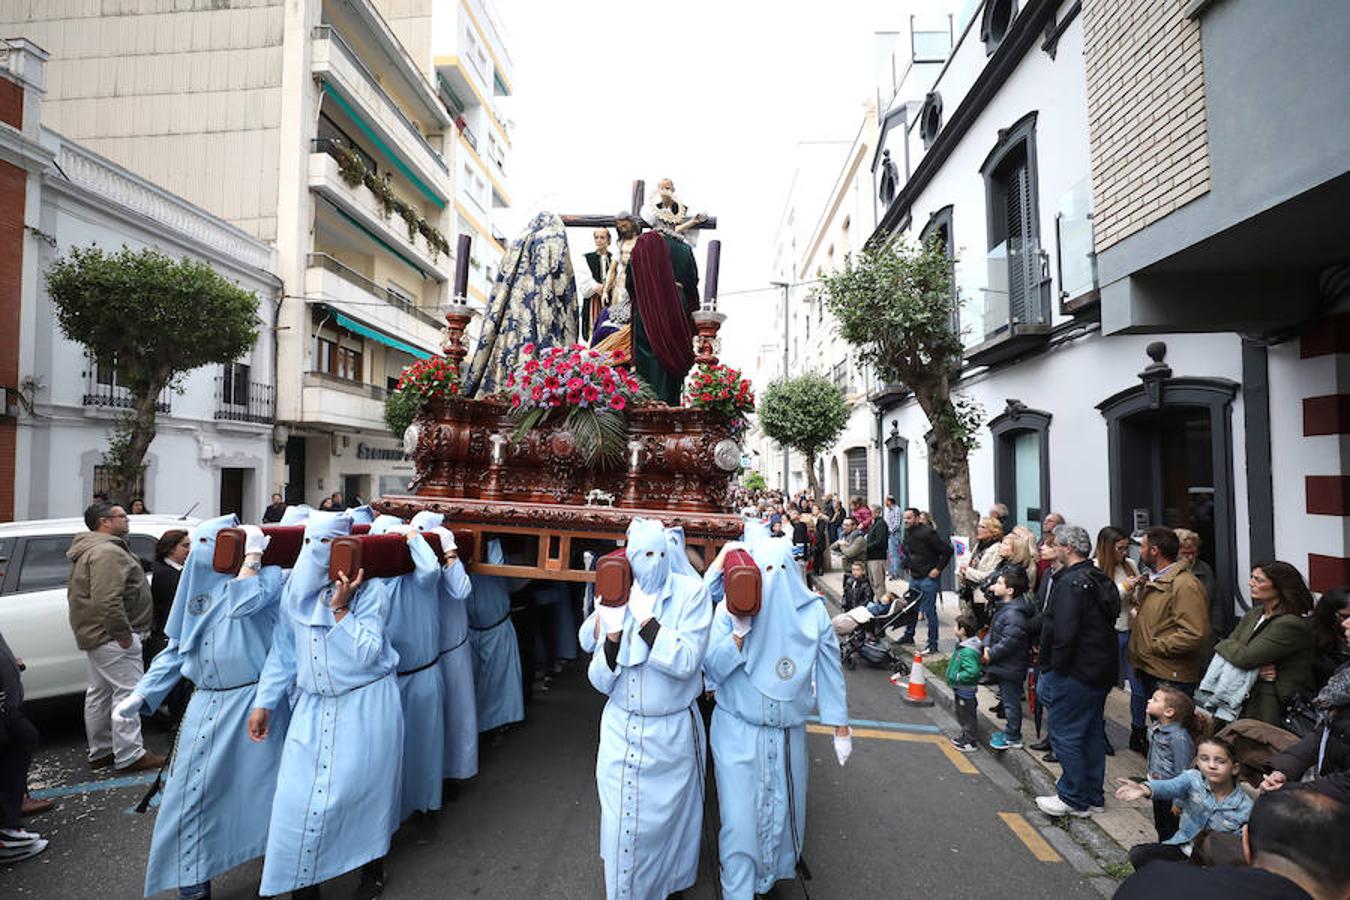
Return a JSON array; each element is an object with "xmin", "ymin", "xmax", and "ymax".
[{"xmin": 834, "ymin": 589, "xmax": 921, "ymax": 675}]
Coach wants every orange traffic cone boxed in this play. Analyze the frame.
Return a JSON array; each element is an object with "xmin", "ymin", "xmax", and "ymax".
[{"xmin": 903, "ymin": 650, "xmax": 934, "ymax": 707}]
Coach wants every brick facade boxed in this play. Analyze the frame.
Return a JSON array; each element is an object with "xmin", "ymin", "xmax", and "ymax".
[
  {"xmin": 0, "ymin": 159, "xmax": 24, "ymax": 522},
  {"xmin": 1082, "ymin": 0, "xmax": 1211, "ymax": 251}
]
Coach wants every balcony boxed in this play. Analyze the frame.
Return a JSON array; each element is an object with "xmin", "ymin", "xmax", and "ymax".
[
  {"xmin": 311, "ymin": 25, "xmax": 449, "ymax": 207},
  {"xmin": 83, "ymin": 369, "xmax": 171, "ymax": 413},
  {"xmin": 213, "ymin": 373, "xmax": 275, "ymax": 425},
  {"xmin": 868, "ymin": 382, "xmax": 911, "ymax": 408},
  {"xmin": 1055, "ymin": 178, "xmax": 1099, "ymax": 315},
  {"xmin": 964, "ymin": 239, "xmax": 1053, "ymax": 368},
  {"xmin": 300, "ymin": 371, "xmax": 389, "ymax": 431},
  {"xmin": 308, "ymin": 148, "xmax": 451, "ymax": 283},
  {"xmin": 305, "ymin": 253, "xmax": 444, "ymax": 354}
]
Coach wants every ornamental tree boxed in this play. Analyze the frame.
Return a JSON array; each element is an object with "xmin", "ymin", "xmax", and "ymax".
[
  {"xmin": 46, "ymin": 246, "xmax": 261, "ymax": 506},
  {"xmin": 819, "ymin": 234, "xmax": 981, "ymax": 540},
  {"xmin": 756, "ymin": 373, "xmax": 848, "ymax": 498}
]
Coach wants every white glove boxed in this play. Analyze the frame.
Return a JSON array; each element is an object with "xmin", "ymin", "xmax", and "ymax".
[
  {"xmin": 731, "ymin": 615, "xmax": 753, "ymax": 638},
  {"xmin": 833, "ymin": 728, "xmax": 853, "ymax": 767},
  {"xmin": 628, "ymin": 590, "xmax": 656, "ymax": 624},
  {"xmin": 598, "ymin": 603, "xmax": 628, "ymax": 635},
  {"xmin": 114, "ymin": 693, "xmax": 145, "ymax": 723},
  {"xmin": 239, "ymin": 524, "xmax": 270, "ymax": 556},
  {"xmin": 430, "ymin": 526, "xmax": 457, "ymax": 552}
]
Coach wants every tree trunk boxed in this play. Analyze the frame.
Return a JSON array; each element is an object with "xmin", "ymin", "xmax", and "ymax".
[
  {"xmin": 108, "ymin": 381, "xmax": 163, "ymax": 507},
  {"xmin": 910, "ymin": 378, "xmax": 979, "ymax": 542},
  {"xmin": 805, "ymin": 449, "xmax": 820, "ymax": 499}
]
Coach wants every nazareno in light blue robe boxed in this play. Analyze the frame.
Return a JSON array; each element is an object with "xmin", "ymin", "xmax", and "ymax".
[
  {"xmin": 578, "ymin": 518, "xmax": 713, "ymax": 900},
  {"xmin": 252, "ymin": 511, "xmax": 405, "ymax": 896},
  {"xmin": 135, "ymin": 514, "xmax": 291, "ymax": 897},
  {"xmin": 702, "ymin": 536, "xmax": 848, "ymax": 900},
  {"xmin": 369, "ymin": 517, "xmax": 444, "ymax": 819},
  {"xmin": 409, "ymin": 510, "xmax": 479, "ymax": 781},
  {"xmin": 465, "ymin": 539, "xmax": 524, "ymax": 732},
  {"xmin": 438, "ymin": 554, "xmax": 479, "ymax": 779}
]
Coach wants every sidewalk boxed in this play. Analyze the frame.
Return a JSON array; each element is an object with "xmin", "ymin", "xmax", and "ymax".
[{"xmin": 813, "ymin": 564, "xmax": 1154, "ymax": 861}]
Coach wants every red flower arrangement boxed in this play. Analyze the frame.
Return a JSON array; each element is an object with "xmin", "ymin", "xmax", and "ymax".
[
  {"xmin": 385, "ymin": 354, "xmax": 460, "ymax": 436},
  {"xmin": 507, "ymin": 344, "xmax": 649, "ymax": 467},
  {"xmin": 683, "ymin": 363, "xmax": 754, "ymax": 420},
  {"xmin": 396, "ymin": 355, "xmax": 461, "ymax": 401}
]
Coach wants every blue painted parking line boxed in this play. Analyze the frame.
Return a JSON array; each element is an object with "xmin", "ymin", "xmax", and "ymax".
[
  {"xmin": 29, "ymin": 772, "xmax": 157, "ymax": 800},
  {"xmin": 806, "ymin": 715, "xmax": 940, "ymax": 734}
]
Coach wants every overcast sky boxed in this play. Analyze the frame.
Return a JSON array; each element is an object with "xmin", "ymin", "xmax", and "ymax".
[{"xmin": 491, "ymin": 0, "xmax": 908, "ymax": 377}]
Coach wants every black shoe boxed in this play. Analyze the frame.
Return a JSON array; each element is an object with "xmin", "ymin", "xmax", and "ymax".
[
  {"xmin": 1129, "ymin": 725, "xmax": 1147, "ymax": 754},
  {"xmin": 1029, "ymin": 737, "xmax": 1052, "ymax": 752},
  {"xmin": 1042, "ymin": 750, "xmax": 1058, "ymax": 763},
  {"xmin": 356, "ymin": 859, "xmax": 384, "ymax": 900}
]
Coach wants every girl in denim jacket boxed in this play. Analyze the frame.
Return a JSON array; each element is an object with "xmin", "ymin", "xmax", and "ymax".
[{"xmin": 1115, "ymin": 736, "xmax": 1251, "ymax": 870}]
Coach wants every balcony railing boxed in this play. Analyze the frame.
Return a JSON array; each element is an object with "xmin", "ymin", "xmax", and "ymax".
[
  {"xmin": 965, "ymin": 238, "xmax": 1053, "ymax": 367},
  {"xmin": 213, "ymin": 375, "xmax": 275, "ymax": 424},
  {"xmin": 307, "ymin": 253, "xmax": 445, "ymax": 330},
  {"xmin": 312, "ymin": 25, "xmax": 447, "ymax": 174},
  {"xmin": 1055, "ymin": 178, "xmax": 1098, "ymax": 313},
  {"xmin": 306, "ymin": 370, "xmax": 387, "ymax": 401},
  {"xmin": 83, "ymin": 370, "xmax": 171, "ymax": 413}
]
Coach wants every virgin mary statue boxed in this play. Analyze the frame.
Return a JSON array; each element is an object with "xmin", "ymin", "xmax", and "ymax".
[{"xmin": 463, "ymin": 212, "xmax": 579, "ymax": 397}]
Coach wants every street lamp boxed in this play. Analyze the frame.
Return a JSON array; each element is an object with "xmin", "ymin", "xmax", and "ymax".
[{"xmin": 769, "ymin": 279, "xmax": 790, "ymax": 494}]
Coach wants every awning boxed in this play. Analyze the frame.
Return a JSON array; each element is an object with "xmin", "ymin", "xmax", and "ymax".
[{"xmin": 329, "ymin": 309, "xmax": 432, "ymax": 360}]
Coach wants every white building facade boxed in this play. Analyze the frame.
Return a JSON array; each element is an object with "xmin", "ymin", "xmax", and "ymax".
[
  {"xmin": 867, "ymin": 0, "xmax": 1350, "ymax": 618},
  {"xmin": 1, "ymin": 40, "xmax": 280, "ymax": 521}
]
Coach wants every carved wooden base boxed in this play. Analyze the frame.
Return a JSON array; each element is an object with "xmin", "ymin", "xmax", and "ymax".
[{"xmin": 373, "ymin": 494, "xmax": 743, "ymax": 581}]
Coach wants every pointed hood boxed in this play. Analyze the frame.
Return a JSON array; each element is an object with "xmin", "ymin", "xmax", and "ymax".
[
  {"xmin": 280, "ymin": 504, "xmax": 312, "ymax": 526},
  {"xmin": 743, "ymin": 535, "xmax": 820, "ymax": 701},
  {"xmin": 165, "ymin": 513, "xmax": 239, "ymax": 653},
  {"xmin": 284, "ymin": 511, "xmax": 353, "ymax": 625}
]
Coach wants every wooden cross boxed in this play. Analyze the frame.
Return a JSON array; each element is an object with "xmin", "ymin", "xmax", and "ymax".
[{"xmin": 560, "ymin": 179, "xmax": 718, "ymax": 232}]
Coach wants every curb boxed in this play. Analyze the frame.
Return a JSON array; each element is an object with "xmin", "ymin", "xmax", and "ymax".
[{"xmin": 811, "ymin": 574, "xmax": 1131, "ymax": 871}]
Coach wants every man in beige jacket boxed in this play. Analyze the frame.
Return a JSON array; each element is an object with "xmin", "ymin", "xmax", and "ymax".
[
  {"xmin": 1127, "ymin": 526, "xmax": 1211, "ymax": 699},
  {"xmin": 66, "ymin": 501, "xmax": 163, "ymax": 771}
]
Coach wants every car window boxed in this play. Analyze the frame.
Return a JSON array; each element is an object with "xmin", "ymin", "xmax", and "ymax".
[
  {"xmin": 128, "ymin": 534, "xmax": 157, "ymax": 573},
  {"xmin": 16, "ymin": 535, "xmax": 76, "ymax": 593},
  {"xmin": 0, "ymin": 537, "xmax": 14, "ymax": 588}
]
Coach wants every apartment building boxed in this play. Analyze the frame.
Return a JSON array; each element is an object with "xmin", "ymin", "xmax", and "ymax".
[
  {"xmin": 1, "ymin": 40, "xmax": 279, "ymax": 521},
  {"xmin": 0, "ymin": 0, "xmax": 515, "ymax": 506},
  {"xmin": 863, "ymin": 0, "xmax": 1349, "ymax": 620},
  {"xmin": 375, "ymin": 0, "xmax": 514, "ymax": 308}
]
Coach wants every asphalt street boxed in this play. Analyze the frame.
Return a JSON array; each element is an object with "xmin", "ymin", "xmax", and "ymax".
[{"xmin": 6, "ymin": 652, "xmax": 1112, "ymax": 899}]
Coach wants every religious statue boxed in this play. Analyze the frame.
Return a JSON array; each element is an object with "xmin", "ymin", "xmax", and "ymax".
[
  {"xmin": 575, "ymin": 227, "xmax": 614, "ymax": 341},
  {"xmin": 879, "ymin": 149, "xmax": 898, "ymax": 206},
  {"xmin": 642, "ymin": 178, "xmax": 707, "ymax": 248},
  {"xmin": 464, "ymin": 212, "xmax": 579, "ymax": 398},
  {"xmin": 589, "ymin": 213, "xmax": 641, "ymax": 356}
]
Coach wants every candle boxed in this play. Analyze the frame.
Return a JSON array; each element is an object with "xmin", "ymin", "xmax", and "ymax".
[
  {"xmin": 453, "ymin": 234, "xmax": 472, "ymax": 300},
  {"xmin": 703, "ymin": 240, "xmax": 722, "ymax": 310}
]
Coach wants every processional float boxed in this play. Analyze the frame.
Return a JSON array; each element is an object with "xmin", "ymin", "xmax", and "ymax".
[{"xmin": 372, "ymin": 180, "xmax": 745, "ymax": 581}]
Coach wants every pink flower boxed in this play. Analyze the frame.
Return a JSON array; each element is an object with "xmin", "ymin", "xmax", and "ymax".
[
  {"xmin": 609, "ymin": 394, "xmax": 626, "ymax": 411},
  {"xmin": 566, "ymin": 389, "xmax": 580, "ymax": 404},
  {"xmin": 524, "ymin": 359, "xmax": 539, "ymax": 374},
  {"xmin": 505, "ymin": 374, "xmax": 516, "ymax": 387},
  {"xmin": 544, "ymin": 375, "xmax": 560, "ymax": 390},
  {"xmin": 510, "ymin": 394, "xmax": 522, "ymax": 409},
  {"xmin": 583, "ymin": 385, "xmax": 599, "ymax": 402},
  {"xmin": 567, "ymin": 377, "xmax": 583, "ymax": 391},
  {"xmin": 522, "ymin": 342, "xmax": 536, "ymax": 355},
  {"xmin": 580, "ymin": 362, "xmax": 595, "ymax": 376},
  {"xmin": 602, "ymin": 377, "xmax": 617, "ymax": 393},
  {"xmin": 531, "ymin": 385, "xmax": 543, "ymax": 400}
]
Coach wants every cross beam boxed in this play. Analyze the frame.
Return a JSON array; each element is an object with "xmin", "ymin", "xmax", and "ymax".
[{"xmin": 560, "ymin": 179, "xmax": 717, "ymax": 230}]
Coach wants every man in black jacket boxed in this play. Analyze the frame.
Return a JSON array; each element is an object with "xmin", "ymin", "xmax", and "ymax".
[
  {"xmin": 0, "ymin": 632, "xmax": 48, "ymax": 862},
  {"xmin": 864, "ymin": 504, "xmax": 889, "ymax": 600},
  {"xmin": 1034, "ymin": 524, "xmax": 1119, "ymax": 819},
  {"xmin": 898, "ymin": 508, "xmax": 954, "ymax": 654}
]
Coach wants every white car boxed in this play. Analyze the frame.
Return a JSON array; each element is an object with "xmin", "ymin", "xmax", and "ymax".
[{"xmin": 0, "ymin": 515, "xmax": 198, "ymax": 700}]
